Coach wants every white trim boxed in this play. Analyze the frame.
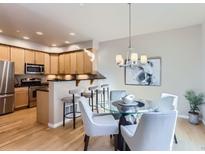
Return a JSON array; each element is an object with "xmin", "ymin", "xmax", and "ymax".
[
  {"xmin": 178, "ymin": 114, "xmax": 188, "ymax": 119},
  {"xmin": 48, "ymin": 119, "xmax": 71, "ymax": 128}
]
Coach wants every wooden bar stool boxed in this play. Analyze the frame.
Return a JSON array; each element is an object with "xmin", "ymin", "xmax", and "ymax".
[{"xmin": 61, "ymin": 88, "xmax": 82, "ymax": 129}]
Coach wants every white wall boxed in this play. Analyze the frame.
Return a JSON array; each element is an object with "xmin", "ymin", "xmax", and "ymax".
[
  {"xmin": 97, "ymin": 25, "xmax": 203, "ymax": 116},
  {"xmin": 201, "ymin": 23, "xmax": 205, "ymax": 123}
]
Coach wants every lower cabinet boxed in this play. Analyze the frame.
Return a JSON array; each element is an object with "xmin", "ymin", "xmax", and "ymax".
[{"xmin": 14, "ymin": 87, "xmax": 28, "ymax": 109}]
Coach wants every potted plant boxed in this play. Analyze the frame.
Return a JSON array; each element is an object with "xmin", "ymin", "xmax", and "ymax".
[{"xmin": 185, "ymin": 90, "xmax": 205, "ymax": 124}]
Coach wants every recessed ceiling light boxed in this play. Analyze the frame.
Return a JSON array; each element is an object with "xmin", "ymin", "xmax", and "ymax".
[
  {"xmin": 51, "ymin": 44, "xmax": 57, "ymax": 47},
  {"xmin": 65, "ymin": 41, "xmax": 70, "ymax": 44},
  {"xmin": 16, "ymin": 30, "xmax": 20, "ymax": 33},
  {"xmin": 80, "ymin": 3, "xmax": 84, "ymax": 6},
  {"xmin": 23, "ymin": 36, "xmax": 30, "ymax": 40},
  {"xmin": 69, "ymin": 32, "xmax": 76, "ymax": 36},
  {"xmin": 36, "ymin": 31, "xmax": 43, "ymax": 35},
  {"xmin": 0, "ymin": 29, "xmax": 3, "ymax": 33}
]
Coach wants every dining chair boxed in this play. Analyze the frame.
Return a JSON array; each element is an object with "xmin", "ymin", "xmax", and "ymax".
[
  {"xmin": 158, "ymin": 93, "xmax": 178, "ymax": 143},
  {"xmin": 121, "ymin": 111, "xmax": 178, "ymax": 151},
  {"xmin": 110, "ymin": 90, "xmax": 127, "ymax": 102},
  {"xmin": 79, "ymin": 97, "xmax": 119, "ymax": 151}
]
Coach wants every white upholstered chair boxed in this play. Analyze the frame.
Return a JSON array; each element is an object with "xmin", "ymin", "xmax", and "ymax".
[
  {"xmin": 79, "ymin": 97, "xmax": 119, "ymax": 151},
  {"xmin": 121, "ymin": 111, "xmax": 178, "ymax": 151},
  {"xmin": 158, "ymin": 93, "xmax": 178, "ymax": 143}
]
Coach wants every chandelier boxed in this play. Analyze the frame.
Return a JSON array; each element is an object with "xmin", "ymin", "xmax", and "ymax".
[{"xmin": 115, "ymin": 3, "xmax": 147, "ymax": 67}]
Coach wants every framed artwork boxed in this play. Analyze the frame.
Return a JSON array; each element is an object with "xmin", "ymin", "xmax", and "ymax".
[{"xmin": 125, "ymin": 57, "xmax": 161, "ymax": 86}]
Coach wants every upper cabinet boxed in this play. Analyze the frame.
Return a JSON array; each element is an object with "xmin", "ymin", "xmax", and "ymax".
[
  {"xmin": 59, "ymin": 54, "xmax": 65, "ymax": 74},
  {"xmin": 70, "ymin": 52, "xmax": 77, "ymax": 74},
  {"xmin": 84, "ymin": 51, "xmax": 93, "ymax": 74},
  {"xmin": 44, "ymin": 53, "xmax": 50, "ymax": 74},
  {"xmin": 0, "ymin": 45, "xmax": 10, "ymax": 61},
  {"xmin": 76, "ymin": 51, "xmax": 84, "ymax": 74},
  {"xmin": 64, "ymin": 53, "xmax": 71, "ymax": 74},
  {"xmin": 24, "ymin": 49, "xmax": 35, "ymax": 64},
  {"xmin": 10, "ymin": 47, "xmax": 25, "ymax": 74},
  {"xmin": 50, "ymin": 54, "xmax": 59, "ymax": 74},
  {"xmin": 35, "ymin": 52, "xmax": 45, "ymax": 65}
]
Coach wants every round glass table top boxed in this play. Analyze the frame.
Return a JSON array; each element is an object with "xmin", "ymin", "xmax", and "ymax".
[{"xmin": 99, "ymin": 98, "xmax": 156, "ymax": 115}]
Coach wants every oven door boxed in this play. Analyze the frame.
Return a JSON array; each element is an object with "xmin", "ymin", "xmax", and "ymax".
[
  {"xmin": 28, "ymin": 87, "xmax": 38, "ymax": 107},
  {"xmin": 25, "ymin": 64, "xmax": 44, "ymax": 75}
]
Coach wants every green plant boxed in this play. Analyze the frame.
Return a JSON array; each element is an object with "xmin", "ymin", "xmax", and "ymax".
[{"xmin": 185, "ymin": 90, "xmax": 205, "ymax": 113}]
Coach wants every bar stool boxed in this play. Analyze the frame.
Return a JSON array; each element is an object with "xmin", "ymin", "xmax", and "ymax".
[
  {"xmin": 101, "ymin": 84, "xmax": 110, "ymax": 108},
  {"xmin": 81, "ymin": 91, "xmax": 92, "ymax": 106},
  {"xmin": 88, "ymin": 85, "xmax": 99, "ymax": 113},
  {"xmin": 61, "ymin": 88, "xmax": 82, "ymax": 129}
]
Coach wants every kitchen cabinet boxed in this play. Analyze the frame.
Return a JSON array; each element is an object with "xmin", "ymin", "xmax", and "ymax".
[
  {"xmin": 24, "ymin": 49, "xmax": 35, "ymax": 64},
  {"xmin": 84, "ymin": 51, "xmax": 93, "ymax": 74},
  {"xmin": 50, "ymin": 54, "xmax": 59, "ymax": 74},
  {"xmin": 64, "ymin": 53, "xmax": 71, "ymax": 74},
  {"xmin": 76, "ymin": 51, "xmax": 84, "ymax": 74},
  {"xmin": 0, "ymin": 45, "xmax": 10, "ymax": 61},
  {"xmin": 70, "ymin": 52, "xmax": 77, "ymax": 74},
  {"xmin": 35, "ymin": 52, "xmax": 45, "ymax": 65},
  {"xmin": 59, "ymin": 54, "xmax": 65, "ymax": 74},
  {"xmin": 44, "ymin": 53, "xmax": 50, "ymax": 74},
  {"xmin": 10, "ymin": 47, "xmax": 25, "ymax": 74},
  {"xmin": 15, "ymin": 87, "xmax": 28, "ymax": 109},
  {"xmin": 37, "ymin": 91, "xmax": 49, "ymax": 125}
]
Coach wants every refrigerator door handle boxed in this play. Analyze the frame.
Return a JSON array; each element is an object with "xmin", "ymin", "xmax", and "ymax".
[{"xmin": 0, "ymin": 94, "xmax": 14, "ymax": 98}]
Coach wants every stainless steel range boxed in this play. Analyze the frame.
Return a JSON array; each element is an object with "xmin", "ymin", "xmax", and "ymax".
[{"xmin": 21, "ymin": 78, "xmax": 48, "ymax": 108}]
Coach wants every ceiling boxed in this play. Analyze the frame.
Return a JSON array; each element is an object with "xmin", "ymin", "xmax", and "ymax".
[{"xmin": 1, "ymin": 3, "xmax": 205, "ymax": 47}]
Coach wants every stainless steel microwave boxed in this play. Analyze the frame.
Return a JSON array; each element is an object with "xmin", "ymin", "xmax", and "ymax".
[{"xmin": 25, "ymin": 63, "xmax": 45, "ymax": 75}]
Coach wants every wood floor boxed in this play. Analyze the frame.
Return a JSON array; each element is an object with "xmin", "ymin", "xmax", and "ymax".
[{"xmin": 0, "ymin": 108, "xmax": 205, "ymax": 151}]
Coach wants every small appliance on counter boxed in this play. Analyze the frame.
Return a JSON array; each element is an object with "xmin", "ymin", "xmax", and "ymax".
[{"xmin": 0, "ymin": 60, "xmax": 15, "ymax": 115}]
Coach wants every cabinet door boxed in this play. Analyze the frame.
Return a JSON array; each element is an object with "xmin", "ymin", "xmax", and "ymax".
[
  {"xmin": 70, "ymin": 52, "xmax": 77, "ymax": 74},
  {"xmin": 24, "ymin": 49, "xmax": 35, "ymax": 64},
  {"xmin": 10, "ymin": 47, "xmax": 25, "ymax": 74},
  {"xmin": 0, "ymin": 45, "xmax": 10, "ymax": 61},
  {"xmin": 44, "ymin": 53, "xmax": 50, "ymax": 74},
  {"xmin": 50, "ymin": 54, "xmax": 59, "ymax": 74},
  {"xmin": 76, "ymin": 51, "xmax": 84, "ymax": 74},
  {"xmin": 59, "ymin": 54, "xmax": 65, "ymax": 74},
  {"xmin": 64, "ymin": 53, "xmax": 71, "ymax": 74},
  {"xmin": 15, "ymin": 87, "xmax": 28, "ymax": 109},
  {"xmin": 35, "ymin": 52, "xmax": 45, "ymax": 65},
  {"xmin": 84, "ymin": 51, "xmax": 93, "ymax": 74}
]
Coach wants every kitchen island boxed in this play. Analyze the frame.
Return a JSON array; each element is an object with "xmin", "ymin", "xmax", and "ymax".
[{"xmin": 38, "ymin": 73, "xmax": 106, "ymax": 128}]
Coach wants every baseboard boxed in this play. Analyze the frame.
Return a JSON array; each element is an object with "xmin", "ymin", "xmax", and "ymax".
[
  {"xmin": 178, "ymin": 114, "xmax": 188, "ymax": 119},
  {"xmin": 48, "ymin": 119, "xmax": 71, "ymax": 128}
]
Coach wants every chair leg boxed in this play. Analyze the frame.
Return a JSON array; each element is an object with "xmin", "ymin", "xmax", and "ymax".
[
  {"xmin": 72, "ymin": 94, "xmax": 76, "ymax": 129},
  {"xmin": 114, "ymin": 134, "xmax": 118, "ymax": 151},
  {"xmin": 174, "ymin": 134, "xmax": 178, "ymax": 144},
  {"xmin": 63, "ymin": 102, "xmax": 65, "ymax": 127},
  {"xmin": 84, "ymin": 135, "xmax": 90, "ymax": 151}
]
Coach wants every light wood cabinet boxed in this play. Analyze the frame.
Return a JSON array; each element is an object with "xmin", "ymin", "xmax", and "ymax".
[
  {"xmin": 84, "ymin": 51, "xmax": 93, "ymax": 74},
  {"xmin": 44, "ymin": 53, "xmax": 50, "ymax": 74},
  {"xmin": 50, "ymin": 54, "xmax": 59, "ymax": 74},
  {"xmin": 76, "ymin": 51, "xmax": 84, "ymax": 74},
  {"xmin": 37, "ymin": 91, "xmax": 49, "ymax": 125},
  {"xmin": 35, "ymin": 52, "xmax": 45, "ymax": 65},
  {"xmin": 0, "ymin": 45, "xmax": 10, "ymax": 61},
  {"xmin": 24, "ymin": 49, "xmax": 35, "ymax": 64},
  {"xmin": 15, "ymin": 87, "xmax": 28, "ymax": 109},
  {"xmin": 10, "ymin": 47, "xmax": 25, "ymax": 74},
  {"xmin": 64, "ymin": 53, "xmax": 71, "ymax": 74},
  {"xmin": 70, "ymin": 52, "xmax": 77, "ymax": 74},
  {"xmin": 59, "ymin": 54, "xmax": 65, "ymax": 74}
]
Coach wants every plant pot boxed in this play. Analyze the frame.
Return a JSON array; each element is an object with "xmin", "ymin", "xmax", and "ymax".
[{"xmin": 188, "ymin": 111, "xmax": 200, "ymax": 125}]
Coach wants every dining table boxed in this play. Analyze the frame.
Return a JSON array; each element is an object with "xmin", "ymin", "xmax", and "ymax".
[{"xmin": 99, "ymin": 98, "xmax": 156, "ymax": 150}]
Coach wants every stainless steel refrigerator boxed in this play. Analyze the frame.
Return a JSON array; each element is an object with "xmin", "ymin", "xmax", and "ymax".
[{"xmin": 0, "ymin": 60, "xmax": 15, "ymax": 115}]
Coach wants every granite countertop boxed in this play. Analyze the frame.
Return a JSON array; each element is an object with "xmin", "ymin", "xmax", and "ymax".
[{"xmin": 48, "ymin": 72, "xmax": 106, "ymax": 82}]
